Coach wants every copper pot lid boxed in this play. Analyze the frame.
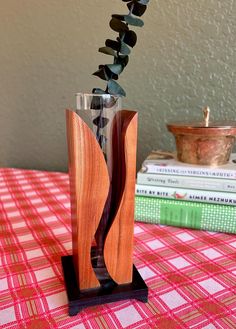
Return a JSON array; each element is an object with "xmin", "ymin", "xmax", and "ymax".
[{"xmin": 167, "ymin": 107, "xmax": 236, "ymax": 136}]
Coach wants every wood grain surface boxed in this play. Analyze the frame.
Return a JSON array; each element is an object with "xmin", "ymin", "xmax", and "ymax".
[
  {"xmin": 66, "ymin": 109, "xmax": 110, "ymax": 290},
  {"xmin": 103, "ymin": 110, "xmax": 138, "ymax": 284}
]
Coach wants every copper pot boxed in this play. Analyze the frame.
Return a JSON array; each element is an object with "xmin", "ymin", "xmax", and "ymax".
[{"xmin": 167, "ymin": 108, "xmax": 236, "ymax": 166}]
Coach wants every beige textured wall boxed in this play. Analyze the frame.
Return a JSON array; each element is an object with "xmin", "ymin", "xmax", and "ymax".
[{"xmin": 0, "ymin": 0, "xmax": 235, "ymax": 171}]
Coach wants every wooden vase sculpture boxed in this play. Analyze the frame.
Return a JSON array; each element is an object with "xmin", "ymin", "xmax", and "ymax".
[{"xmin": 61, "ymin": 102, "xmax": 148, "ymax": 315}]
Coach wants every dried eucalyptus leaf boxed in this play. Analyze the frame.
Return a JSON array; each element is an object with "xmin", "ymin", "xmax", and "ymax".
[
  {"xmin": 104, "ymin": 66, "xmax": 118, "ymax": 80},
  {"xmin": 108, "ymin": 80, "xmax": 126, "ymax": 96},
  {"xmin": 128, "ymin": 2, "xmax": 147, "ymax": 17},
  {"xmin": 99, "ymin": 47, "xmax": 117, "ymax": 56},
  {"xmin": 105, "ymin": 39, "xmax": 120, "ymax": 51},
  {"xmin": 138, "ymin": 0, "xmax": 149, "ymax": 5},
  {"xmin": 112, "ymin": 14, "xmax": 125, "ymax": 21},
  {"xmin": 92, "ymin": 67, "xmax": 109, "ymax": 81},
  {"xmin": 93, "ymin": 116, "xmax": 109, "ymax": 128},
  {"xmin": 106, "ymin": 64, "xmax": 123, "ymax": 75},
  {"xmin": 114, "ymin": 55, "xmax": 129, "ymax": 68},
  {"xmin": 124, "ymin": 15, "xmax": 144, "ymax": 27},
  {"xmin": 109, "ymin": 17, "xmax": 129, "ymax": 32},
  {"xmin": 120, "ymin": 41, "xmax": 131, "ymax": 55},
  {"xmin": 123, "ymin": 30, "xmax": 137, "ymax": 47}
]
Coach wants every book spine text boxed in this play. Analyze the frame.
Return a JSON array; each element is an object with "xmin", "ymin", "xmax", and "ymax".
[
  {"xmin": 137, "ymin": 173, "xmax": 236, "ymax": 192},
  {"xmin": 135, "ymin": 184, "xmax": 236, "ymax": 206},
  {"xmin": 142, "ymin": 163, "xmax": 236, "ymax": 179}
]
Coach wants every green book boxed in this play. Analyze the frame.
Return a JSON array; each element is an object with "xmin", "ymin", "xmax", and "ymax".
[{"xmin": 135, "ymin": 195, "xmax": 236, "ymax": 234}]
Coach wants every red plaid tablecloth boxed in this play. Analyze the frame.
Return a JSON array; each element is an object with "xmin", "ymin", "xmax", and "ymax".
[{"xmin": 1, "ymin": 168, "xmax": 236, "ymax": 329}]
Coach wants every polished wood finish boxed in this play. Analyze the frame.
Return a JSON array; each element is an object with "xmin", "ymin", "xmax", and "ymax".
[
  {"xmin": 66, "ymin": 110, "xmax": 110, "ymax": 290},
  {"xmin": 66, "ymin": 108, "xmax": 140, "ymax": 294},
  {"xmin": 104, "ymin": 110, "xmax": 138, "ymax": 284}
]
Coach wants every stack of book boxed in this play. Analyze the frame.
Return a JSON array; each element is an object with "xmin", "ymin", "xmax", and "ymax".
[{"xmin": 135, "ymin": 150, "xmax": 236, "ymax": 234}]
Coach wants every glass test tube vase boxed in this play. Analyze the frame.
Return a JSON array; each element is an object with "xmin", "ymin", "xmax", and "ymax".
[{"xmin": 61, "ymin": 93, "xmax": 148, "ymax": 315}]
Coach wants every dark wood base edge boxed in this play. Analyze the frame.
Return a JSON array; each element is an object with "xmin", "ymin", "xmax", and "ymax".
[{"xmin": 61, "ymin": 255, "xmax": 148, "ymax": 316}]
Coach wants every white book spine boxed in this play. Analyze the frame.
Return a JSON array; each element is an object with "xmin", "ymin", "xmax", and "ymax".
[
  {"xmin": 142, "ymin": 163, "xmax": 236, "ymax": 179},
  {"xmin": 137, "ymin": 173, "xmax": 236, "ymax": 192},
  {"xmin": 135, "ymin": 184, "xmax": 236, "ymax": 206}
]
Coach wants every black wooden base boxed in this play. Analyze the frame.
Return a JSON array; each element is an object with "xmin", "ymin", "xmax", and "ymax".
[{"xmin": 61, "ymin": 255, "xmax": 148, "ymax": 316}]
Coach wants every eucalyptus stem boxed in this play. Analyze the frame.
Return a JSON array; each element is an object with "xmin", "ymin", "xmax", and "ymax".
[
  {"xmin": 91, "ymin": 0, "xmax": 149, "ymax": 148},
  {"xmin": 89, "ymin": 0, "xmax": 150, "ymax": 279},
  {"xmin": 92, "ymin": 0, "xmax": 149, "ymax": 97}
]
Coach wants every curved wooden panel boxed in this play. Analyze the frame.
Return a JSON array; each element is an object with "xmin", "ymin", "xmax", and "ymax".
[
  {"xmin": 103, "ymin": 110, "xmax": 138, "ymax": 284},
  {"xmin": 66, "ymin": 109, "xmax": 110, "ymax": 290}
]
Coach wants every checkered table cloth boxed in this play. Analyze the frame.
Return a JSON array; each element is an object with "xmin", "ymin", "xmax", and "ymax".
[{"xmin": 1, "ymin": 168, "xmax": 236, "ymax": 329}]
